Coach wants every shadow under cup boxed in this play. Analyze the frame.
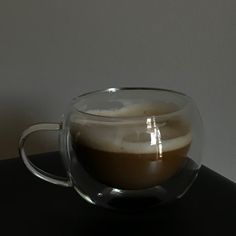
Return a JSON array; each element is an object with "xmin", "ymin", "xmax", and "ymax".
[{"xmin": 64, "ymin": 88, "xmax": 203, "ymax": 210}]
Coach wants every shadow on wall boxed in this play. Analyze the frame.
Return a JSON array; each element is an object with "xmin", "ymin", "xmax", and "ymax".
[{"xmin": 0, "ymin": 101, "xmax": 58, "ymax": 160}]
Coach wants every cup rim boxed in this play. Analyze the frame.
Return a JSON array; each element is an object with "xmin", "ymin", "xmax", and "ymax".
[{"xmin": 71, "ymin": 87, "xmax": 191, "ymax": 120}]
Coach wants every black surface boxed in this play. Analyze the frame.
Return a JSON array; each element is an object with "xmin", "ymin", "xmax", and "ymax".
[{"xmin": 0, "ymin": 152, "xmax": 236, "ymax": 235}]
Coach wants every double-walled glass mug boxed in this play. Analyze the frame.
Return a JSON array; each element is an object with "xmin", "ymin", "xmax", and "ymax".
[{"xmin": 19, "ymin": 88, "xmax": 204, "ymax": 210}]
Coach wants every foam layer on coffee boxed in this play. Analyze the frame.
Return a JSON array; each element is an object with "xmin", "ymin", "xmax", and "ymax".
[
  {"xmin": 85, "ymin": 101, "xmax": 180, "ymax": 117},
  {"xmin": 72, "ymin": 103, "xmax": 192, "ymax": 154}
]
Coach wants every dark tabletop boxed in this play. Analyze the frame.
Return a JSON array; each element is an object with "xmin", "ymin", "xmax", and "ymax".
[{"xmin": 0, "ymin": 152, "xmax": 236, "ymax": 236}]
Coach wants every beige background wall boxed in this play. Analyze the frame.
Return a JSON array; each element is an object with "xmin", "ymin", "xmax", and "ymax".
[{"xmin": 1, "ymin": 0, "xmax": 236, "ymax": 181}]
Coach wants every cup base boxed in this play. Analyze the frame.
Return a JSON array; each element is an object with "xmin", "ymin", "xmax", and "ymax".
[{"xmin": 71, "ymin": 157, "xmax": 199, "ymax": 210}]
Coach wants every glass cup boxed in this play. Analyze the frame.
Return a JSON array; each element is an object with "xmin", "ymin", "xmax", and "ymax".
[{"xmin": 19, "ymin": 88, "xmax": 204, "ymax": 210}]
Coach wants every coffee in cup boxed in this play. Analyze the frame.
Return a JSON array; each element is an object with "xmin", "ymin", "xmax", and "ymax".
[
  {"xmin": 71, "ymin": 102, "xmax": 192, "ymax": 189},
  {"xmin": 19, "ymin": 88, "xmax": 203, "ymax": 210}
]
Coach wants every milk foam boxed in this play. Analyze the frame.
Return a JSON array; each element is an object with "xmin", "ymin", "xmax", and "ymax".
[
  {"xmin": 85, "ymin": 101, "xmax": 179, "ymax": 117},
  {"xmin": 72, "ymin": 103, "xmax": 192, "ymax": 154}
]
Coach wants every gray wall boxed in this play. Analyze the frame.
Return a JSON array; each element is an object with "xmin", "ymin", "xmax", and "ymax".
[{"xmin": 1, "ymin": 1, "xmax": 236, "ymax": 182}]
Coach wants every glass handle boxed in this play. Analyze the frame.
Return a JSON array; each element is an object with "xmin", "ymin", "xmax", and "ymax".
[{"xmin": 19, "ymin": 123, "xmax": 72, "ymax": 187}]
